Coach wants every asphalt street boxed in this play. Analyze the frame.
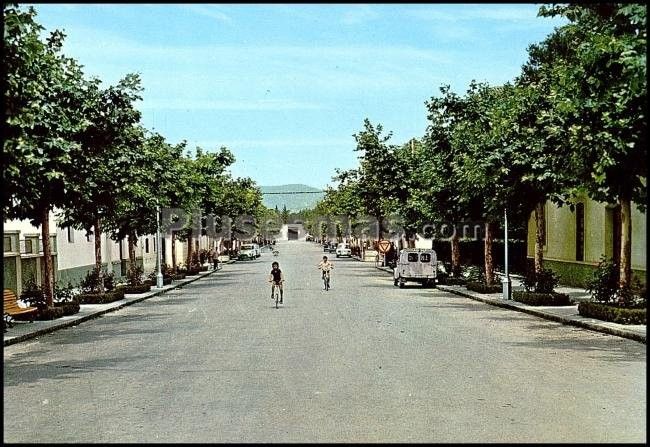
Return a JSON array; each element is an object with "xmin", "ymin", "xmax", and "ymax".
[{"xmin": 3, "ymin": 241, "xmax": 646, "ymax": 442}]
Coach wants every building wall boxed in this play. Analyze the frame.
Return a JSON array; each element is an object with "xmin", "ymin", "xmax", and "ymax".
[{"xmin": 527, "ymin": 197, "xmax": 646, "ymax": 287}]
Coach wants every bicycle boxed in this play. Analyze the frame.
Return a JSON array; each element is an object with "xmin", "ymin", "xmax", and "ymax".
[
  {"xmin": 273, "ymin": 249, "xmax": 279, "ymax": 257},
  {"xmin": 270, "ymin": 280, "xmax": 283, "ymax": 308},
  {"xmin": 321, "ymin": 269, "xmax": 331, "ymax": 291}
]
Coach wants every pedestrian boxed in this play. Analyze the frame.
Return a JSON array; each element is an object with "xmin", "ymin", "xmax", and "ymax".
[{"xmin": 212, "ymin": 249, "xmax": 220, "ymax": 271}]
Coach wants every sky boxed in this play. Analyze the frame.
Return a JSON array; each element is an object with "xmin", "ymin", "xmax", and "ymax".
[{"xmin": 29, "ymin": 3, "xmax": 567, "ymax": 190}]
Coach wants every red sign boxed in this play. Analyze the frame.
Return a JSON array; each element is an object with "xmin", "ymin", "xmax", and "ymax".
[{"xmin": 378, "ymin": 240, "xmax": 391, "ymax": 253}]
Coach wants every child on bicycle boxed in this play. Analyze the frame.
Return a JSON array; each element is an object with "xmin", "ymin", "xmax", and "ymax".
[
  {"xmin": 317, "ymin": 256, "xmax": 334, "ymax": 289},
  {"xmin": 268, "ymin": 261, "xmax": 284, "ymax": 303}
]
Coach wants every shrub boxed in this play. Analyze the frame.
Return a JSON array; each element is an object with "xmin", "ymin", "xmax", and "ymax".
[
  {"xmin": 54, "ymin": 281, "xmax": 78, "ymax": 303},
  {"xmin": 120, "ymin": 284, "xmax": 151, "ymax": 294},
  {"xmin": 127, "ymin": 264, "xmax": 144, "ymax": 286},
  {"xmin": 79, "ymin": 267, "xmax": 114, "ymax": 293},
  {"xmin": 578, "ymin": 301, "xmax": 646, "ymax": 325},
  {"xmin": 462, "ymin": 265, "xmax": 484, "ymax": 283},
  {"xmin": 512, "ymin": 291, "xmax": 572, "ymax": 306},
  {"xmin": 522, "ymin": 267, "xmax": 560, "ymax": 293},
  {"xmin": 466, "ymin": 281, "xmax": 501, "ymax": 294},
  {"xmin": 54, "ymin": 301, "xmax": 81, "ymax": 316},
  {"xmin": 586, "ymin": 257, "xmax": 619, "ymax": 304},
  {"xmin": 35, "ymin": 306, "xmax": 66, "ymax": 320},
  {"xmin": 77, "ymin": 289, "xmax": 125, "ymax": 304}
]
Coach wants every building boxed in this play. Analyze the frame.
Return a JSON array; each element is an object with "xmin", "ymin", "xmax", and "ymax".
[{"xmin": 526, "ymin": 196, "xmax": 646, "ymax": 288}]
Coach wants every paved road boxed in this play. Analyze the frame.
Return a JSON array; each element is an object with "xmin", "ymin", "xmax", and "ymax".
[{"xmin": 3, "ymin": 241, "xmax": 646, "ymax": 442}]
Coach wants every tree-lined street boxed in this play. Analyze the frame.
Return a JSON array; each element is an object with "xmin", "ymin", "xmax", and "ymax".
[{"xmin": 4, "ymin": 242, "xmax": 645, "ymax": 443}]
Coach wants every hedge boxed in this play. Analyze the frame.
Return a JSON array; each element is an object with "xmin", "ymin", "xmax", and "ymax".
[
  {"xmin": 54, "ymin": 301, "xmax": 81, "ymax": 316},
  {"xmin": 512, "ymin": 291, "xmax": 572, "ymax": 306},
  {"xmin": 578, "ymin": 302, "xmax": 646, "ymax": 325},
  {"xmin": 78, "ymin": 289, "xmax": 125, "ymax": 304},
  {"xmin": 34, "ymin": 306, "xmax": 66, "ymax": 320},
  {"xmin": 171, "ymin": 273, "xmax": 186, "ymax": 281},
  {"xmin": 120, "ymin": 284, "xmax": 151, "ymax": 294},
  {"xmin": 438, "ymin": 277, "xmax": 467, "ymax": 286},
  {"xmin": 466, "ymin": 281, "xmax": 502, "ymax": 294}
]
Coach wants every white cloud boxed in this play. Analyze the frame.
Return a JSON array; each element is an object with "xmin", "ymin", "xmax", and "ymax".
[
  {"xmin": 182, "ymin": 4, "xmax": 233, "ymax": 24},
  {"xmin": 341, "ymin": 6, "xmax": 380, "ymax": 25}
]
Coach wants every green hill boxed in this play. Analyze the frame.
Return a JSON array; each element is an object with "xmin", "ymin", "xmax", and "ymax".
[{"xmin": 260, "ymin": 184, "xmax": 325, "ymax": 212}]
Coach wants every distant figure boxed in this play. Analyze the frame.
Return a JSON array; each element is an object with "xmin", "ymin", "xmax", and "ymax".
[{"xmin": 212, "ymin": 249, "xmax": 220, "ymax": 270}]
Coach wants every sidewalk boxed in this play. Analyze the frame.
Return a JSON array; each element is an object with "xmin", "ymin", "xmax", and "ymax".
[
  {"xmin": 4, "ymin": 261, "xmax": 235, "ymax": 347},
  {"xmin": 373, "ymin": 265, "xmax": 646, "ymax": 344}
]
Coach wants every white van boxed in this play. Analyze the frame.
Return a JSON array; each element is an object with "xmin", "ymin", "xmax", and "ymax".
[
  {"xmin": 393, "ymin": 248, "xmax": 437, "ymax": 288},
  {"xmin": 238, "ymin": 244, "xmax": 259, "ymax": 260}
]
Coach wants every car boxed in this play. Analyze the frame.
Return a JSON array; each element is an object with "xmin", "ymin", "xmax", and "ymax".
[
  {"xmin": 238, "ymin": 244, "xmax": 258, "ymax": 260},
  {"xmin": 328, "ymin": 243, "xmax": 337, "ymax": 253},
  {"xmin": 335, "ymin": 242, "xmax": 352, "ymax": 258},
  {"xmin": 393, "ymin": 248, "xmax": 437, "ymax": 288},
  {"xmin": 323, "ymin": 242, "xmax": 331, "ymax": 252}
]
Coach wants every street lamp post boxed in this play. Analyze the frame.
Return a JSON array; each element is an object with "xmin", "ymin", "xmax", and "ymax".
[
  {"xmin": 156, "ymin": 206, "xmax": 164, "ymax": 288},
  {"xmin": 502, "ymin": 208, "xmax": 511, "ymax": 300}
]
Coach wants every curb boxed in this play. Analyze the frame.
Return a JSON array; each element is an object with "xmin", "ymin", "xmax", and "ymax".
[
  {"xmin": 4, "ymin": 266, "xmax": 228, "ymax": 347},
  {"xmin": 373, "ymin": 265, "xmax": 646, "ymax": 345}
]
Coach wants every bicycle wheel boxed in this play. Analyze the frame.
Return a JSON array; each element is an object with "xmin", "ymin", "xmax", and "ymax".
[{"xmin": 275, "ymin": 287, "xmax": 279, "ymax": 308}]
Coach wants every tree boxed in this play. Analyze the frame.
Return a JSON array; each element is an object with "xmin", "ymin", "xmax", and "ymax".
[
  {"xmin": 58, "ymin": 74, "xmax": 144, "ymax": 291},
  {"xmin": 537, "ymin": 4, "xmax": 647, "ymax": 288},
  {"xmin": 351, "ymin": 119, "xmax": 401, "ymax": 240},
  {"xmin": 4, "ymin": 5, "xmax": 93, "ymax": 305}
]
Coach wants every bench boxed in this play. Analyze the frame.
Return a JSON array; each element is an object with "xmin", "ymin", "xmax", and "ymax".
[{"xmin": 4, "ymin": 289, "xmax": 38, "ymax": 326}]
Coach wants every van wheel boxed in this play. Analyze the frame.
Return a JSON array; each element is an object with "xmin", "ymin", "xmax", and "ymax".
[
  {"xmin": 399, "ymin": 281, "xmax": 405, "ymax": 289},
  {"xmin": 393, "ymin": 278, "xmax": 398, "ymax": 286}
]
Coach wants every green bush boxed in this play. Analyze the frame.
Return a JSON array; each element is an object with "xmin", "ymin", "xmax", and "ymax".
[
  {"xmin": 77, "ymin": 289, "xmax": 125, "ymax": 304},
  {"xmin": 578, "ymin": 301, "xmax": 646, "ymax": 325},
  {"xmin": 466, "ymin": 281, "xmax": 501, "ymax": 294},
  {"xmin": 127, "ymin": 264, "xmax": 145, "ymax": 286},
  {"xmin": 522, "ymin": 267, "xmax": 560, "ymax": 293},
  {"xmin": 35, "ymin": 306, "xmax": 66, "ymax": 320},
  {"xmin": 512, "ymin": 291, "xmax": 572, "ymax": 306},
  {"xmin": 54, "ymin": 301, "xmax": 80, "ymax": 316},
  {"xmin": 120, "ymin": 284, "xmax": 151, "ymax": 294},
  {"xmin": 438, "ymin": 276, "xmax": 467, "ymax": 286},
  {"xmin": 586, "ymin": 257, "xmax": 619, "ymax": 304}
]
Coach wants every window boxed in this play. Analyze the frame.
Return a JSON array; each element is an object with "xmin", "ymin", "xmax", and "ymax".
[
  {"xmin": 153, "ymin": 238, "xmax": 157, "ymax": 252},
  {"xmin": 3, "ymin": 236, "xmax": 12, "ymax": 252},
  {"xmin": 420, "ymin": 253, "xmax": 431, "ymax": 263},
  {"xmin": 145, "ymin": 238, "xmax": 149, "ymax": 254},
  {"xmin": 407, "ymin": 253, "xmax": 419, "ymax": 262},
  {"xmin": 575, "ymin": 203, "xmax": 584, "ymax": 262},
  {"xmin": 67, "ymin": 227, "xmax": 74, "ymax": 243}
]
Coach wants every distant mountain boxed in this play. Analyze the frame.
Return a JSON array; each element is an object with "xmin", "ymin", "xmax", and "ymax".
[{"xmin": 260, "ymin": 184, "xmax": 325, "ymax": 212}]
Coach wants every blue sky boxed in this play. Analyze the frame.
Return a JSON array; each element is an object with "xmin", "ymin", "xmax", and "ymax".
[{"xmin": 29, "ymin": 3, "xmax": 567, "ymax": 189}]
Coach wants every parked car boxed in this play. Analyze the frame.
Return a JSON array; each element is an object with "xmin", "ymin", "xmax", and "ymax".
[
  {"xmin": 393, "ymin": 248, "xmax": 437, "ymax": 288},
  {"xmin": 323, "ymin": 242, "xmax": 331, "ymax": 252},
  {"xmin": 238, "ymin": 244, "xmax": 258, "ymax": 260},
  {"xmin": 328, "ymin": 243, "xmax": 337, "ymax": 254},
  {"xmin": 336, "ymin": 242, "xmax": 352, "ymax": 258}
]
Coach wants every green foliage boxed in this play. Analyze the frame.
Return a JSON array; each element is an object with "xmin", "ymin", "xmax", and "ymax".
[
  {"xmin": 53, "ymin": 281, "xmax": 78, "ymax": 303},
  {"xmin": 466, "ymin": 281, "xmax": 502, "ymax": 294},
  {"xmin": 512, "ymin": 291, "xmax": 572, "ymax": 306},
  {"xmin": 127, "ymin": 264, "xmax": 144, "ymax": 287},
  {"xmin": 578, "ymin": 301, "xmax": 646, "ymax": 325},
  {"xmin": 586, "ymin": 257, "xmax": 619, "ymax": 304},
  {"xmin": 523, "ymin": 267, "xmax": 560, "ymax": 293}
]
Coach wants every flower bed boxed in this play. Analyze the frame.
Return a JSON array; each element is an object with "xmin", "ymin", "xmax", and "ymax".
[
  {"xmin": 578, "ymin": 302, "xmax": 646, "ymax": 325},
  {"xmin": 512, "ymin": 291, "xmax": 572, "ymax": 306}
]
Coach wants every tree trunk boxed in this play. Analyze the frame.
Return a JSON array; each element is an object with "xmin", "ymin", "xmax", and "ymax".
[
  {"xmin": 484, "ymin": 221, "xmax": 495, "ymax": 286},
  {"xmin": 94, "ymin": 218, "xmax": 104, "ymax": 293},
  {"xmin": 41, "ymin": 206, "xmax": 54, "ymax": 307},
  {"xmin": 128, "ymin": 233, "xmax": 136, "ymax": 268},
  {"xmin": 376, "ymin": 214, "xmax": 383, "ymax": 240},
  {"xmin": 451, "ymin": 231, "xmax": 461, "ymax": 276},
  {"xmin": 171, "ymin": 231, "xmax": 177, "ymax": 273},
  {"xmin": 534, "ymin": 201, "xmax": 545, "ymax": 274},
  {"xmin": 619, "ymin": 197, "xmax": 632, "ymax": 289},
  {"xmin": 186, "ymin": 229, "xmax": 193, "ymax": 268}
]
